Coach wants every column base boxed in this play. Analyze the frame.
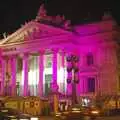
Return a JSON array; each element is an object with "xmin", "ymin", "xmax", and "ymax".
[
  {"xmin": 67, "ymin": 84, "xmax": 72, "ymax": 95},
  {"xmin": 50, "ymin": 82, "xmax": 59, "ymax": 93}
]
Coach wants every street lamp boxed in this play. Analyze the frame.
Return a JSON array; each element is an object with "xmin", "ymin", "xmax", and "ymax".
[{"xmin": 66, "ymin": 54, "xmax": 79, "ymax": 105}]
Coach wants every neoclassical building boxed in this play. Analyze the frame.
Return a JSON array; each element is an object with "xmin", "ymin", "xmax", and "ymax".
[{"xmin": 0, "ymin": 5, "xmax": 119, "ymax": 97}]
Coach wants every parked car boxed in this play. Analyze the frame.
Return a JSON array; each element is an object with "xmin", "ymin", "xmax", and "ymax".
[
  {"xmin": 55, "ymin": 104, "xmax": 100, "ymax": 120},
  {"xmin": 0, "ymin": 107, "xmax": 39, "ymax": 120}
]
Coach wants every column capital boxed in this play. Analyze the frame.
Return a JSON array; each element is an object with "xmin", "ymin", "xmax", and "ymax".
[
  {"xmin": 24, "ymin": 52, "xmax": 29, "ymax": 56},
  {"xmin": 23, "ymin": 53, "xmax": 29, "ymax": 59},
  {"xmin": 39, "ymin": 49, "xmax": 45, "ymax": 55},
  {"xmin": 10, "ymin": 54, "xmax": 17, "ymax": 59},
  {"xmin": 51, "ymin": 48, "xmax": 59, "ymax": 54},
  {"xmin": 19, "ymin": 53, "xmax": 29, "ymax": 59},
  {"xmin": 60, "ymin": 49, "xmax": 66, "ymax": 56},
  {"xmin": 1, "ymin": 56, "xmax": 8, "ymax": 60}
]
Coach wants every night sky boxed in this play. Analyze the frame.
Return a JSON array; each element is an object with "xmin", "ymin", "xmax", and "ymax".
[{"xmin": 0, "ymin": 0, "xmax": 120, "ymax": 36}]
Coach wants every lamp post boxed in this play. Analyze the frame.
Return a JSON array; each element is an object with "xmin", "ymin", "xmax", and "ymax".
[{"xmin": 66, "ymin": 54, "xmax": 79, "ymax": 105}]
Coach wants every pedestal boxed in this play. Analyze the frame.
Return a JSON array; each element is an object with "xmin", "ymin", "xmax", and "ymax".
[
  {"xmin": 50, "ymin": 82, "xmax": 59, "ymax": 114},
  {"xmin": 50, "ymin": 82, "xmax": 59, "ymax": 93},
  {"xmin": 72, "ymin": 83, "xmax": 77, "ymax": 105}
]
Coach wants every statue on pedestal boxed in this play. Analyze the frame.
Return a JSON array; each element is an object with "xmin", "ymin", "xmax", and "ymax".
[
  {"xmin": 35, "ymin": 4, "xmax": 72, "ymax": 31},
  {"xmin": 36, "ymin": 4, "xmax": 47, "ymax": 21},
  {"xmin": 50, "ymin": 82, "xmax": 59, "ymax": 114}
]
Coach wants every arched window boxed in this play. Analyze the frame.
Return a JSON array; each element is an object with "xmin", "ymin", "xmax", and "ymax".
[
  {"xmin": 87, "ymin": 53, "xmax": 94, "ymax": 65},
  {"xmin": 88, "ymin": 77, "xmax": 95, "ymax": 92}
]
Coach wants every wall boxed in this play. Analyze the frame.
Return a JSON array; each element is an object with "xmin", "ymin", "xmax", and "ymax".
[{"xmin": 74, "ymin": 18, "xmax": 118, "ymax": 96}]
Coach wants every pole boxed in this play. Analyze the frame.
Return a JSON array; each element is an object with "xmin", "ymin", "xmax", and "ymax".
[
  {"xmin": 66, "ymin": 54, "xmax": 79, "ymax": 106},
  {"xmin": 53, "ymin": 94, "xmax": 59, "ymax": 113},
  {"xmin": 72, "ymin": 82, "xmax": 77, "ymax": 105}
]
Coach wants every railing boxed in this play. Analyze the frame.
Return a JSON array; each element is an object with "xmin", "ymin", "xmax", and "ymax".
[
  {"xmin": 3, "ymin": 85, "xmax": 38, "ymax": 96},
  {"xmin": 43, "ymin": 83, "xmax": 66, "ymax": 96},
  {"xmin": 3, "ymin": 83, "xmax": 66, "ymax": 97}
]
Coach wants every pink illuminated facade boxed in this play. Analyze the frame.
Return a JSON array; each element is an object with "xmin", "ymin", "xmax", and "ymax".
[{"xmin": 0, "ymin": 5, "xmax": 120, "ymax": 98}]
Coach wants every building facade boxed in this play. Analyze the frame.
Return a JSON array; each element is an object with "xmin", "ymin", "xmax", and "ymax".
[{"xmin": 0, "ymin": 5, "xmax": 119, "ymax": 98}]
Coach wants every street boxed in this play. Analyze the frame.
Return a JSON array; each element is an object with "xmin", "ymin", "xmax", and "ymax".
[
  {"xmin": 39, "ymin": 116, "xmax": 120, "ymax": 120},
  {"xmin": 96, "ymin": 116, "xmax": 120, "ymax": 120}
]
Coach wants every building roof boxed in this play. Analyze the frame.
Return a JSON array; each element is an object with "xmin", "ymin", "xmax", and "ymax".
[{"xmin": 0, "ymin": 4, "xmax": 118, "ymax": 56}]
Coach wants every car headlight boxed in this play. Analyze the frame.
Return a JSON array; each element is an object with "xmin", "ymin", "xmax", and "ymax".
[
  {"xmin": 56, "ymin": 112, "xmax": 62, "ymax": 116},
  {"xmin": 91, "ymin": 110, "xmax": 99, "ymax": 114},
  {"xmin": 8, "ymin": 115, "xmax": 16, "ymax": 118},
  {"xmin": 61, "ymin": 115, "xmax": 67, "ymax": 120},
  {"xmin": 72, "ymin": 108, "xmax": 80, "ymax": 111},
  {"xmin": 30, "ymin": 117, "xmax": 39, "ymax": 120},
  {"xmin": 72, "ymin": 110, "xmax": 81, "ymax": 113},
  {"xmin": 71, "ymin": 108, "xmax": 81, "ymax": 113},
  {"xmin": 7, "ymin": 115, "xmax": 17, "ymax": 120},
  {"xmin": 63, "ymin": 111, "xmax": 69, "ymax": 115},
  {"xmin": 20, "ymin": 118, "xmax": 29, "ymax": 120}
]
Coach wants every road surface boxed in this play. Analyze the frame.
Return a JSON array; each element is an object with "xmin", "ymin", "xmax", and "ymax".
[
  {"xmin": 39, "ymin": 116, "xmax": 120, "ymax": 120},
  {"xmin": 96, "ymin": 116, "xmax": 120, "ymax": 120}
]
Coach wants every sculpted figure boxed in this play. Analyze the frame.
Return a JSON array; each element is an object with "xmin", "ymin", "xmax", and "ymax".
[
  {"xmin": 64, "ymin": 20, "xmax": 71, "ymax": 30},
  {"xmin": 37, "ymin": 4, "xmax": 47, "ymax": 18}
]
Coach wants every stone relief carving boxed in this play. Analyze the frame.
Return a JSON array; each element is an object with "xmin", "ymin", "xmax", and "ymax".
[
  {"xmin": 35, "ymin": 4, "xmax": 72, "ymax": 31},
  {"xmin": 3, "ymin": 4, "xmax": 72, "ymax": 45},
  {"xmin": 37, "ymin": 4, "xmax": 47, "ymax": 19},
  {"xmin": 3, "ymin": 25, "xmax": 65, "ymax": 45}
]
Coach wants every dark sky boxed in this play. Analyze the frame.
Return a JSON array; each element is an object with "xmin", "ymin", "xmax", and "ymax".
[{"xmin": 0, "ymin": 0, "xmax": 120, "ymax": 35}]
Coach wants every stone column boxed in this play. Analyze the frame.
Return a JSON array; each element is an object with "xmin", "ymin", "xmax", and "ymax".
[
  {"xmin": 51, "ymin": 49, "xmax": 59, "ymax": 92},
  {"xmin": 77, "ymin": 54, "xmax": 80, "ymax": 96},
  {"xmin": 0, "ymin": 58, "xmax": 5, "ymax": 95},
  {"xmin": 38, "ymin": 50, "xmax": 44, "ymax": 97},
  {"xmin": 23, "ymin": 53, "xmax": 29, "ymax": 96},
  {"xmin": 85, "ymin": 77, "xmax": 88, "ymax": 93},
  {"xmin": 61, "ymin": 51, "xmax": 65, "ymax": 93},
  {"xmin": 97, "ymin": 74, "xmax": 101, "ymax": 95},
  {"xmin": 11, "ymin": 55, "xmax": 17, "ymax": 96}
]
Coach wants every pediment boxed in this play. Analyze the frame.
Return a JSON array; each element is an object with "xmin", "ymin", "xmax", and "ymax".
[{"xmin": 0, "ymin": 21, "xmax": 72, "ymax": 46}]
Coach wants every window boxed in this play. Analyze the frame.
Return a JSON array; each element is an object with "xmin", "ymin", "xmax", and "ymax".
[
  {"xmin": 88, "ymin": 77, "xmax": 95, "ymax": 92},
  {"xmin": 44, "ymin": 74, "xmax": 52, "ymax": 96},
  {"xmin": 45, "ymin": 55, "xmax": 52, "ymax": 68},
  {"xmin": 87, "ymin": 53, "xmax": 94, "ymax": 65}
]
